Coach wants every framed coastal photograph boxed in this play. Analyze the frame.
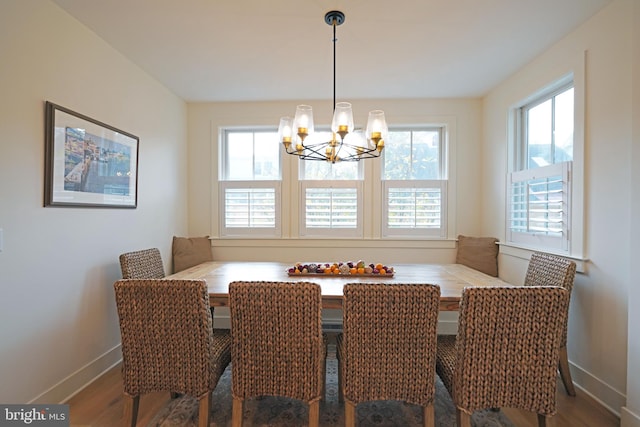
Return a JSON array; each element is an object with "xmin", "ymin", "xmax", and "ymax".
[{"xmin": 44, "ymin": 101, "xmax": 139, "ymax": 208}]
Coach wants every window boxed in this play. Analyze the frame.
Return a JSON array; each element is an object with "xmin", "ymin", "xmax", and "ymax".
[
  {"xmin": 219, "ymin": 130, "xmax": 281, "ymax": 237},
  {"xmin": 382, "ymin": 128, "xmax": 447, "ymax": 237},
  {"xmin": 523, "ymin": 86, "xmax": 574, "ymax": 169},
  {"xmin": 508, "ymin": 82, "xmax": 574, "ymax": 253},
  {"xmin": 299, "ymin": 131, "xmax": 363, "ymax": 237},
  {"xmin": 217, "ymin": 121, "xmax": 453, "ymax": 241}
]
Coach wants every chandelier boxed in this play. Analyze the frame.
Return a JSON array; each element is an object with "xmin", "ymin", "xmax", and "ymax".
[{"xmin": 278, "ymin": 10, "xmax": 388, "ymax": 163}]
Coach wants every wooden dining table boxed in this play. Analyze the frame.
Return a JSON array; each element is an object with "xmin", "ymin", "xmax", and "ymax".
[{"xmin": 167, "ymin": 261, "xmax": 509, "ymax": 311}]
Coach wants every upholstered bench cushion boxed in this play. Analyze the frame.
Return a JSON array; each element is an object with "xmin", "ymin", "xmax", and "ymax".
[
  {"xmin": 172, "ymin": 235, "xmax": 213, "ymax": 273},
  {"xmin": 455, "ymin": 235, "xmax": 499, "ymax": 277}
]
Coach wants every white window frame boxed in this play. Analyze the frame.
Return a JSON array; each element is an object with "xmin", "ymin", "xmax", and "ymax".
[
  {"xmin": 218, "ymin": 128, "xmax": 282, "ymax": 238},
  {"xmin": 517, "ymin": 82, "xmax": 574, "ymax": 170},
  {"xmin": 297, "ymin": 129, "xmax": 364, "ymax": 238},
  {"xmin": 506, "ymin": 63, "xmax": 585, "ymax": 259},
  {"xmin": 381, "ymin": 126, "xmax": 448, "ymax": 238}
]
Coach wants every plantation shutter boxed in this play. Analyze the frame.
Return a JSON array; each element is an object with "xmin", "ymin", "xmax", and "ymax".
[
  {"xmin": 299, "ymin": 182, "xmax": 362, "ymax": 237},
  {"xmin": 507, "ymin": 161, "xmax": 571, "ymax": 251},
  {"xmin": 219, "ymin": 181, "xmax": 281, "ymax": 236},
  {"xmin": 382, "ymin": 180, "xmax": 447, "ymax": 237}
]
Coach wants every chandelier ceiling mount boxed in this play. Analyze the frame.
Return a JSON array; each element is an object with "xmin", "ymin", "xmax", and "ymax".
[{"xmin": 324, "ymin": 10, "xmax": 345, "ymax": 26}]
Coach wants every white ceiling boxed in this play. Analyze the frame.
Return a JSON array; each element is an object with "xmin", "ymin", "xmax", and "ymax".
[{"xmin": 51, "ymin": 0, "xmax": 611, "ymax": 103}]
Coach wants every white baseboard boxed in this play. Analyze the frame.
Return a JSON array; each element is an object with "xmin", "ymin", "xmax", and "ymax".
[
  {"xmin": 570, "ymin": 360, "xmax": 625, "ymax": 417},
  {"xmin": 30, "ymin": 344, "xmax": 122, "ymax": 404},
  {"xmin": 621, "ymin": 407, "xmax": 640, "ymax": 427}
]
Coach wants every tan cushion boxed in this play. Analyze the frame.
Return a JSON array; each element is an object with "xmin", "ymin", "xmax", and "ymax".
[
  {"xmin": 172, "ymin": 236, "xmax": 213, "ymax": 273},
  {"xmin": 455, "ymin": 235, "xmax": 499, "ymax": 277}
]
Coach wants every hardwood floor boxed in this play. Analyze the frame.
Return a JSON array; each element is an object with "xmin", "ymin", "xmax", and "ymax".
[
  {"xmin": 501, "ymin": 381, "xmax": 620, "ymax": 427},
  {"xmin": 68, "ymin": 362, "xmax": 620, "ymax": 427}
]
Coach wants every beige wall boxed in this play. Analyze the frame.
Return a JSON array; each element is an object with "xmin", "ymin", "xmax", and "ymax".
[
  {"xmin": 622, "ymin": 1, "xmax": 640, "ymax": 425},
  {"xmin": 187, "ymin": 98, "xmax": 484, "ymax": 260},
  {"xmin": 483, "ymin": 0, "xmax": 634, "ymax": 418},
  {"xmin": 0, "ymin": 1, "xmax": 188, "ymax": 403},
  {"xmin": 1, "ymin": 0, "xmax": 636, "ymax": 421}
]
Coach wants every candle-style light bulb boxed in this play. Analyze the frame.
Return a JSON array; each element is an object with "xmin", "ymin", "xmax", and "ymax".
[
  {"xmin": 278, "ymin": 117, "xmax": 293, "ymax": 150},
  {"xmin": 366, "ymin": 110, "xmax": 388, "ymax": 151},
  {"xmin": 293, "ymin": 105, "xmax": 314, "ymax": 143},
  {"xmin": 331, "ymin": 102, "xmax": 354, "ymax": 139}
]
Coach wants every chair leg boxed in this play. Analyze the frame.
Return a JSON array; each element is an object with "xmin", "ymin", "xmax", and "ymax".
[
  {"xmin": 232, "ymin": 396, "xmax": 244, "ymax": 427},
  {"xmin": 558, "ymin": 346, "xmax": 577, "ymax": 396},
  {"xmin": 323, "ymin": 332, "xmax": 330, "ymax": 402},
  {"xmin": 345, "ymin": 400, "xmax": 356, "ymax": 427},
  {"xmin": 457, "ymin": 409, "xmax": 472, "ymax": 427},
  {"xmin": 423, "ymin": 403, "xmax": 435, "ymax": 427},
  {"xmin": 322, "ymin": 357, "xmax": 327, "ymax": 401},
  {"xmin": 198, "ymin": 392, "xmax": 211, "ymax": 427},
  {"xmin": 337, "ymin": 359, "xmax": 344, "ymax": 402},
  {"xmin": 309, "ymin": 400, "xmax": 320, "ymax": 427},
  {"xmin": 537, "ymin": 413, "xmax": 550, "ymax": 427},
  {"xmin": 122, "ymin": 394, "xmax": 139, "ymax": 427}
]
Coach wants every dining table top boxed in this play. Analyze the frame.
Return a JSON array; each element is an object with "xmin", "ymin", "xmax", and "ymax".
[{"xmin": 166, "ymin": 261, "xmax": 510, "ymax": 311}]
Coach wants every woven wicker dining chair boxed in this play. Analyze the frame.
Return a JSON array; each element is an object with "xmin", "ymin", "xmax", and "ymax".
[
  {"xmin": 119, "ymin": 248, "xmax": 165, "ymax": 279},
  {"xmin": 114, "ymin": 279, "xmax": 232, "ymax": 427},
  {"xmin": 436, "ymin": 286, "xmax": 569, "ymax": 427},
  {"xmin": 524, "ymin": 252, "xmax": 578, "ymax": 396},
  {"xmin": 336, "ymin": 283, "xmax": 441, "ymax": 427},
  {"xmin": 229, "ymin": 281, "xmax": 325, "ymax": 427}
]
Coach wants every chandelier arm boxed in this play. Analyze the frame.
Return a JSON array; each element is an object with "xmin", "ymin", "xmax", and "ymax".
[
  {"xmin": 298, "ymin": 142, "xmax": 330, "ymax": 159},
  {"xmin": 341, "ymin": 143, "xmax": 380, "ymax": 155}
]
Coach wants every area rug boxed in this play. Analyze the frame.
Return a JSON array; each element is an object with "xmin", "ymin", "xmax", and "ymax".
[{"xmin": 147, "ymin": 355, "xmax": 515, "ymax": 427}]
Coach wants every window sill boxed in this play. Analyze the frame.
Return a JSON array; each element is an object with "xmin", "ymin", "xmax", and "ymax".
[
  {"xmin": 210, "ymin": 237, "xmax": 457, "ymax": 250},
  {"xmin": 498, "ymin": 242, "xmax": 588, "ymax": 273}
]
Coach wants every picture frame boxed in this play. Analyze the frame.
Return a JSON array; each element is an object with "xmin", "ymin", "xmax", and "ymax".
[{"xmin": 44, "ymin": 101, "xmax": 139, "ymax": 208}]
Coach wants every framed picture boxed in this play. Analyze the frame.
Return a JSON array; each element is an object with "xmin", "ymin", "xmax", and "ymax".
[{"xmin": 44, "ymin": 101, "xmax": 139, "ymax": 208}]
